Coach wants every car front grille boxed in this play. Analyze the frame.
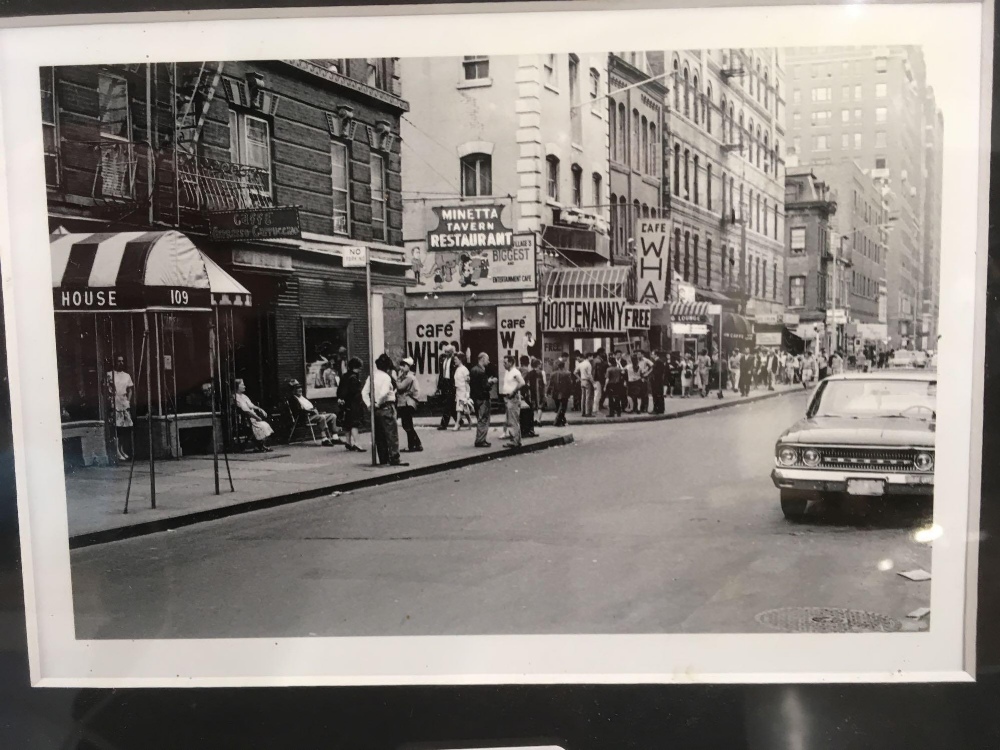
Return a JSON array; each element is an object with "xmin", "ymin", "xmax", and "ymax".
[{"xmin": 813, "ymin": 447, "xmax": 924, "ymax": 472}]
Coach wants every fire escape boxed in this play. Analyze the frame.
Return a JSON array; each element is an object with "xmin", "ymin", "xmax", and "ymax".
[{"xmin": 719, "ymin": 49, "xmax": 749, "ymax": 312}]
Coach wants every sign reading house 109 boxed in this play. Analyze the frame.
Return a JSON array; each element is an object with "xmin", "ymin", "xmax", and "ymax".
[{"xmin": 408, "ymin": 204, "xmax": 536, "ymax": 294}]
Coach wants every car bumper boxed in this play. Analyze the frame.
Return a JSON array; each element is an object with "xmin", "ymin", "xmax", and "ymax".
[{"xmin": 770, "ymin": 467, "xmax": 935, "ymax": 495}]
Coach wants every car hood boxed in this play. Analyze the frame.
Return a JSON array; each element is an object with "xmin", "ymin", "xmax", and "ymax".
[{"xmin": 779, "ymin": 416, "xmax": 936, "ymax": 447}]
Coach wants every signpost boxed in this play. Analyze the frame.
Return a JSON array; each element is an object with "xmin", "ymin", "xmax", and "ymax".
[{"xmin": 343, "ymin": 246, "xmax": 376, "ymax": 466}]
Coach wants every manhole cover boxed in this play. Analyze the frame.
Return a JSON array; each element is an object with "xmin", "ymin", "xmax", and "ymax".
[{"xmin": 755, "ymin": 607, "xmax": 902, "ymax": 633}]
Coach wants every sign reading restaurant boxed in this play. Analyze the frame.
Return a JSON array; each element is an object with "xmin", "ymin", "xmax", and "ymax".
[
  {"xmin": 542, "ymin": 298, "xmax": 652, "ymax": 334},
  {"xmin": 209, "ymin": 207, "xmax": 302, "ymax": 242},
  {"xmin": 407, "ymin": 204, "xmax": 535, "ymax": 294}
]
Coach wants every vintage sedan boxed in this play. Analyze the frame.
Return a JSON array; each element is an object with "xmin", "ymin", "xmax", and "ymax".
[{"xmin": 771, "ymin": 371, "xmax": 936, "ymax": 519}]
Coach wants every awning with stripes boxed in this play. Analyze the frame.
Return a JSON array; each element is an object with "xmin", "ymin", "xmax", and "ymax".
[
  {"xmin": 51, "ymin": 230, "xmax": 251, "ymax": 312},
  {"xmin": 670, "ymin": 301, "xmax": 714, "ymax": 322},
  {"xmin": 543, "ymin": 266, "xmax": 633, "ymax": 301}
]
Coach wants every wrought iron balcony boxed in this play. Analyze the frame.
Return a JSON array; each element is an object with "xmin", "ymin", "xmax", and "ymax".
[{"xmin": 177, "ymin": 154, "xmax": 273, "ymax": 212}]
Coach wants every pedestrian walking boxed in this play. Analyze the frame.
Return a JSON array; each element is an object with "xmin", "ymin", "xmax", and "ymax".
[
  {"xmin": 395, "ymin": 357, "xmax": 423, "ymax": 453},
  {"xmin": 470, "ymin": 352, "xmax": 496, "ymax": 448},
  {"xmin": 767, "ymin": 349, "xmax": 780, "ymax": 390},
  {"xmin": 501, "ymin": 355, "xmax": 525, "ymax": 448},
  {"xmin": 680, "ymin": 353, "xmax": 694, "ymax": 398},
  {"xmin": 452, "ymin": 352, "xmax": 473, "ymax": 431},
  {"xmin": 107, "ymin": 355, "xmax": 135, "ymax": 461},
  {"xmin": 831, "ymin": 350, "xmax": 845, "ymax": 375},
  {"xmin": 525, "ymin": 356, "xmax": 546, "ymax": 436},
  {"xmin": 577, "ymin": 351, "xmax": 595, "ymax": 417},
  {"xmin": 547, "ymin": 359, "xmax": 574, "ymax": 426},
  {"xmin": 650, "ymin": 350, "xmax": 666, "ymax": 414},
  {"xmin": 361, "ymin": 353, "xmax": 407, "ymax": 467},
  {"xmin": 593, "ymin": 351, "xmax": 608, "ymax": 413},
  {"xmin": 638, "ymin": 350, "xmax": 654, "ymax": 412},
  {"xmin": 738, "ymin": 347, "xmax": 754, "ymax": 397},
  {"xmin": 436, "ymin": 344, "xmax": 458, "ymax": 430},
  {"xmin": 801, "ymin": 351, "xmax": 817, "ymax": 388},
  {"xmin": 695, "ymin": 349, "xmax": 711, "ymax": 398},
  {"xmin": 336, "ymin": 357, "xmax": 367, "ymax": 452},
  {"xmin": 727, "ymin": 350, "xmax": 740, "ymax": 392},
  {"xmin": 518, "ymin": 355, "xmax": 537, "ymax": 438}
]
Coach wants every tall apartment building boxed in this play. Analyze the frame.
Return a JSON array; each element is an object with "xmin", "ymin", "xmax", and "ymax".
[
  {"xmin": 647, "ymin": 48, "xmax": 787, "ymax": 354},
  {"xmin": 922, "ymin": 89, "xmax": 944, "ymax": 348},
  {"xmin": 784, "ymin": 45, "xmax": 943, "ymax": 349},
  {"xmin": 401, "ymin": 53, "xmax": 619, "ymax": 381}
]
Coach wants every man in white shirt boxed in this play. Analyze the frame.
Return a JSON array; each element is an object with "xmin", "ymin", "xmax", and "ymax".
[
  {"xmin": 501, "ymin": 355, "xmax": 525, "ymax": 448},
  {"xmin": 362, "ymin": 354, "xmax": 408, "ymax": 467},
  {"xmin": 575, "ymin": 352, "xmax": 595, "ymax": 417}
]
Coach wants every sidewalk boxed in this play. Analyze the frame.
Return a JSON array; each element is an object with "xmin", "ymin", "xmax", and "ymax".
[
  {"xmin": 65, "ymin": 423, "xmax": 573, "ymax": 548},
  {"xmin": 416, "ymin": 383, "xmax": 803, "ymax": 428}
]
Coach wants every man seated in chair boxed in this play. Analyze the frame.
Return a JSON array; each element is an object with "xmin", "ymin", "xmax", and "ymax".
[{"xmin": 287, "ymin": 379, "xmax": 342, "ymax": 446}]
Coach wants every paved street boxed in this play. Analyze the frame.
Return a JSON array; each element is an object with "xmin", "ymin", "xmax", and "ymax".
[{"xmin": 71, "ymin": 390, "xmax": 933, "ymax": 638}]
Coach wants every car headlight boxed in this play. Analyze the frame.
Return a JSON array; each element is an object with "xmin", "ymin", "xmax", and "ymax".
[
  {"xmin": 801, "ymin": 448, "xmax": 821, "ymax": 467},
  {"xmin": 914, "ymin": 452, "xmax": 934, "ymax": 472},
  {"xmin": 777, "ymin": 446, "xmax": 799, "ymax": 466}
]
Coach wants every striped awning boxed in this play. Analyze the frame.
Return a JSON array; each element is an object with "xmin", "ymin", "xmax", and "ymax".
[
  {"xmin": 543, "ymin": 266, "xmax": 633, "ymax": 300},
  {"xmin": 51, "ymin": 230, "xmax": 251, "ymax": 312},
  {"xmin": 670, "ymin": 301, "xmax": 713, "ymax": 322}
]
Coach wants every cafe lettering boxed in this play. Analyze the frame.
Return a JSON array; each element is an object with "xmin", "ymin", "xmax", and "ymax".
[{"xmin": 542, "ymin": 299, "xmax": 652, "ymax": 334}]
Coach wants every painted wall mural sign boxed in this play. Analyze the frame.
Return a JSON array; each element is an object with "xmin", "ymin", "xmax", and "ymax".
[
  {"xmin": 407, "ymin": 213, "xmax": 536, "ymax": 294},
  {"xmin": 404, "ymin": 308, "xmax": 463, "ymax": 401},
  {"xmin": 541, "ymin": 298, "xmax": 652, "ymax": 334},
  {"xmin": 636, "ymin": 219, "xmax": 669, "ymax": 307},
  {"xmin": 496, "ymin": 304, "xmax": 540, "ymax": 380}
]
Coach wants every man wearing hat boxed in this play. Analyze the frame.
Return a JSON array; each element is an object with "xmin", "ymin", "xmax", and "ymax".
[
  {"xmin": 287, "ymin": 379, "xmax": 341, "ymax": 446},
  {"xmin": 436, "ymin": 343, "xmax": 458, "ymax": 430},
  {"xmin": 395, "ymin": 355, "xmax": 423, "ymax": 452}
]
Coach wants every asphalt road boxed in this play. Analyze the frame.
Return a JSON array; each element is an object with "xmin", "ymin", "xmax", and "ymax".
[{"xmin": 71, "ymin": 390, "xmax": 933, "ymax": 638}]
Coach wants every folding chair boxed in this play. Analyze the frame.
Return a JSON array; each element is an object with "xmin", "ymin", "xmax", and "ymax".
[{"xmin": 283, "ymin": 398, "xmax": 321, "ymax": 445}]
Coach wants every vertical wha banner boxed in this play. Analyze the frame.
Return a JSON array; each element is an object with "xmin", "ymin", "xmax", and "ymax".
[{"xmin": 636, "ymin": 219, "xmax": 669, "ymax": 307}]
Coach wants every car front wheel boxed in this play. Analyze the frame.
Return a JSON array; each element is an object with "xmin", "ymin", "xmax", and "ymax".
[{"xmin": 780, "ymin": 490, "xmax": 812, "ymax": 520}]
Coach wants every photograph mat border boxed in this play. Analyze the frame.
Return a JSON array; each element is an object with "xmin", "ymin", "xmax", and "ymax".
[{"xmin": 0, "ymin": 1, "xmax": 986, "ymax": 686}]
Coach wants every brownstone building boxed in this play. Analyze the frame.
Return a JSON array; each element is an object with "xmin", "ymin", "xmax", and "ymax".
[{"xmin": 45, "ymin": 60, "xmax": 410, "ymax": 457}]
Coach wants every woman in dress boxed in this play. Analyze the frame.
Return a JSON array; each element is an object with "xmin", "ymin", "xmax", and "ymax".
[
  {"xmin": 233, "ymin": 379, "xmax": 273, "ymax": 452},
  {"xmin": 728, "ymin": 350, "xmax": 741, "ymax": 393},
  {"xmin": 680, "ymin": 353, "xmax": 694, "ymax": 398},
  {"xmin": 696, "ymin": 349, "xmax": 712, "ymax": 398},
  {"xmin": 336, "ymin": 358, "xmax": 367, "ymax": 452},
  {"xmin": 452, "ymin": 352, "xmax": 473, "ymax": 431}
]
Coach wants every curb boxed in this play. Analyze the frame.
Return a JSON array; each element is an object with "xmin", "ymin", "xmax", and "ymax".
[{"xmin": 68, "ymin": 434, "xmax": 575, "ymax": 550}]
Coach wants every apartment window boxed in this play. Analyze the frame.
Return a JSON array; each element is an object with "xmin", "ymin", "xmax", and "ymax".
[
  {"xmin": 842, "ymin": 85, "xmax": 851, "ymax": 100},
  {"xmin": 815, "ymin": 135, "xmax": 829, "ymax": 151},
  {"xmin": 762, "ymin": 260, "xmax": 768, "ymax": 298},
  {"xmin": 706, "ymin": 163, "xmax": 713, "ymax": 210},
  {"xmin": 812, "ymin": 87, "xmax": 832, "ymax": 102},
  {"xmin": 617, "ymin": 103, "xmax": 627, "ymax": 160},
  {"xmin": 763, "ymin": 198, "xmax": 768, "ymax": 234},
  {"xmin": 331, "ymin": 141, "xmax": 350, "ymax": 235},
  {"xmin": 706, "ymin": 84, "xmax": 713, "ymax": 132},
  {"xmin": 793, "ymin": 89, "xmax": 801, "ymax": 104},
  {"xmin": 683, "ymin": 67, "xmax": 690, "ymax": 117},
  {"xmin": 370, "ymin": 153, "xmax": 386, "ymax": 241},
  {"xmin": 99, "ymin": 72, "xmax": 131, "ymax": 140},
  {"xmin": 641, "ymin": 116, "xmax": 649, "ymax": 172},
  {"xmin": 706, "ymin": 239, "xmax": 712, "ymax": 286},
  {"xmin": 609, "ymin": 105, "xmax": 618, "ymax": 161},
  {"xmin": 854, "ymin": 132, "xmax": 862, "ymax": 149},
  {"xmin": 229, "ymin": 110, "xmax": 272, "ymax": 196},
  {"xmin": 673, "ymin": 143, "xmax": 681, "ymax": 197},
  {"xmin": 592, "ymin": 172, "xmax": 602, "ymax": 209},
  {"xmin": 649, "ymin": 123, "xmax": 657, "ymax": 175},
  {"xmin": 693, "ymin": 235, "xmax": 700, "ymax": 285},
  {"xmin": 546, "ymin": 155, "xmax": 560, "ymax": 201},
  {"xmin": 875, "ymin": 157, "xmax": 887, "ymax": 169},
  {"xmin": 544, "ymin": 54, "xmax": 557, "ymax": 86},
  {"xmin": 811, "ymin": 110, "xmax": 832, "ymax": 125},
  {"xmin": 854, "ymin": 108, "xmax": 862, "ymax": 120},
  {"xmin": 793, "ymin": 112, "xmax": 801, "ymax": 126},
  {"xmin": 789, "ymin": 276, "xmax": 806, "ymax": 307},
  {"xmin": 875, "ymin": 131, "xmax": 887, "ymax": 148},
  {"xmin": 773, "ymin": 265, "xmax": 778, "ymax": 300},
  {"xmin": 841, "ymin": 109, "xmax": 850, "ymax": 123},
  {"xmin": 683, "ymin": 149, "xmax": 690, "ymax": 200},
  {"xmin": 460, "ymin": 153, "xmax": 492, "ymax": 197},
  {"xmin": 790, "ymin": 226, "xmax": 806, "ymax": 254},
  {"xmin": 632, "ymin": 109, "xmax": 641, "ymax": 170},
  {"xmin": 693, "ymin": 73, "xmax": 700, "ymax": 124},
  {"xmin": 792, "ymin": 136, "xmax": 801, "ymax": 154},
  {"xmin": 41, "ymin": 67, "xmax": 58, "ymax": 186},
  {"xmin": 841, "ymin": 133, "xmax": 849, "ymax": 149},
  {"xmin": 876, "ymin": 107, "xmax": 888, "ymax": 123},
  {"xmin": 673, "ymin": 57, "xmax": 680, "ymax": 110},
  {"xmin": 693, "ymin": 155, "xmax": 700, "ymax": 204},
  {"xmin": 589, "ymin": 68, "xmax": 600, "ymax": 112},
  {"xmin": 683, "ymin": 232, "xmax": 690, "ymax": 280},
  {"xmin": 747, "ymin": 189, "xmax": 753, "ymax": 229},
  {"xmin": 875, "ymin": 56, "xmax": 888, "ymax": 73},
  {"xmin": 463, "ymin": 55, "xmax": 489, "ymax": 80},
  {"xmin": 571, "ymin": 164, "xmax": 583, "ymax": 207},
  {"xmin": 876, "ymin": 82, "xmax": 887, "ymax": 98},
  {"xmin": 854, "ymin": 84, "xmax": 862, "ymax": 99}
]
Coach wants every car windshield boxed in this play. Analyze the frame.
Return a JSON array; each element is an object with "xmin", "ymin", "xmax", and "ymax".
[{"xmin": 810, "ymin": 379, "xmax": 937, "ymax": 419}]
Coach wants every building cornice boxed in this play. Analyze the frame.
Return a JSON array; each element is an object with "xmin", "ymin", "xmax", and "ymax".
[{"xmin": 279, "ymin": 60, "xmax": 410, "ymax": 113}]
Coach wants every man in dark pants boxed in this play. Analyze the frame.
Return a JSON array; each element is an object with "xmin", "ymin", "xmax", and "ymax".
[
  {"xmin": 436, "ymin": 344, "xmax": 457, "ymax": 430},
  {"xmin": 518, "ymin": 355, "xmax": 537, "ymax": 438},
  {"xmin": 593, "ymin": 350, "xmax": 608, "ymax": 413},
  {"xmin": 547, "ymin": 359, "xmax": 574, "ymax": 426},
  {"xmin": 739, "ymin": 346, "xmax": 754, "ymax": 397},
  {"xmin": 650, "ymin": 350, "xmax": 667, "ymax": 414},
  {"xmin": 364, "ymin": 353, "xmax": 408, "ymax": 467},
  {"xmin": 470, "ymin": 352, "xmax": 496, "ymax": 447}
]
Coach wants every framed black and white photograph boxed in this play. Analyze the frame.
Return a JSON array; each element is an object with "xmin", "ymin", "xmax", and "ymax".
[{"xmin": 0, "ymin": 0, "xmax": 990, "ymax": 686}]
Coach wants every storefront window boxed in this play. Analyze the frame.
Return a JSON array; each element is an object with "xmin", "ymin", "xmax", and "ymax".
[{"xmin": 303, "ymin": 320, "xmax": 350, "ymax": 400}]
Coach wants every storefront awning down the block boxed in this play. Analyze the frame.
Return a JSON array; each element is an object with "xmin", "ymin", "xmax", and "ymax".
[
  {"xmin": 51, "ymin": 230, "xmax": 251, "ymax": 313},
  {"xmin": 543, "ymin": 265, "xmax": 634, "ymax": 301}
]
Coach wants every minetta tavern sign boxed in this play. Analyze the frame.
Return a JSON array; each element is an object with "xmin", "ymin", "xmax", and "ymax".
[
  {"xmin": 209, "ymin": 207, "xmax": 302, "ymax": 242},
  {"xmin": 427, "ymin": 204, "xmax": 514, "ymax": 250}
]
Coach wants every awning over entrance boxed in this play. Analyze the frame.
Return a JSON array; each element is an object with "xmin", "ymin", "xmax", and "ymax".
[
  {"xmin": 695, "ymin": 288, "xmax": 740, "ymax": 309},
  {"xmin": 543, "ymin": 266, "xmax": 633, "ymax": 300},
  {"xmin": 51, "ymin": 231, "xmax": 251, "ymax": 311},
  {"xmin": 671, "ymin": 301, "xmax": 713, "ymax": 322}
]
